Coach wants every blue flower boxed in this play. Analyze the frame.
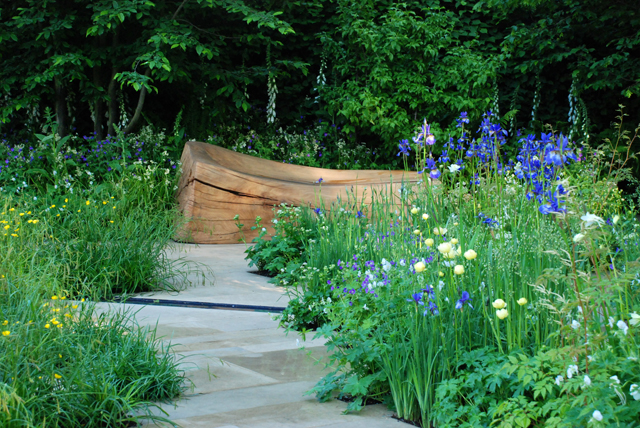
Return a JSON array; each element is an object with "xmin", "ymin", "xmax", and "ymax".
[
  {"xmin": 424, "ymin": 301, "xmax": 439, "ymax": 316},
  {"xmin": 397, "ymin": 139, "xmax": 411, "ymax": 157},
  {"xmin": 407, "ymin": 292, "xmax": 424, "ymax": 305},
  {"xmin": 430, "ymin": 169, "xmax": 441, "ymax": 180},
  {"xmin": 313, "ymin": 208, "xmax": 322, "ymax": 215},
  {"xmin": 455, "ymin": 291, "xmax": 473, "ymax": 310},
  {"xmin": 456, "ymin": 112, "xmax": 469, "ymax": 128}
]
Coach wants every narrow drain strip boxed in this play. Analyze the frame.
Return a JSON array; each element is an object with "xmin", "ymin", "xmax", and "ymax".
[{"xmin": 112, "ymin": 297, "xmax": 285, "ymax": 313}]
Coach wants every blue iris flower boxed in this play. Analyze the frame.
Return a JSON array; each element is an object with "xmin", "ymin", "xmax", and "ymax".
[
  {"xmin": 455, "ymin": 291, "xmax": 473, "ymax": 310},
  {"xmin": 397, "ymin": 139, "xmax": 411, "ymax": 157},
  {"xmin": 407, "ymin": 292, "xmax": 424, "ymax": 305},
  {"xmin": 424, "ymin": 301, "xmax": 439, "ymax": 316}
]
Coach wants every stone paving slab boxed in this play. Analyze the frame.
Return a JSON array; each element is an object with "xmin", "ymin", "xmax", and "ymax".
[
  {"xmin": 102, "ymin": 243, "xmax": 400, "ymax": 428},
  {"xmin": 136, "ymin": 243, "xmax": 289, "ymax": 308}
]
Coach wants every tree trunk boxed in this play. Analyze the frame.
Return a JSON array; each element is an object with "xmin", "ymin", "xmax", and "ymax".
[
  {"xmin": 107, "ymin": 73, "xmax": 119, "ymax": 136},
  {"xmin": 93, "ymin": 67, "xmax": 105, "ymax": 140},
  {"xmin": 54, "ymin": 76, "xmax": 67, "ymax": 137},
  {"xmin": 124, "ymin": 68, "xmax": 151, "ymax": 134},
  {"xmin": 93, "ymin": 35, "xmax": 108, "ymax": 140},
  {"xmin": 107, "ymin": 27, "xmax": 120, "ymax": 136}
]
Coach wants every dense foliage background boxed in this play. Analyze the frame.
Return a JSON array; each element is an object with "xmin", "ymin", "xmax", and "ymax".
[{"xmin": 1, "ymin": 0, "xmax": 638, "ymax": 160}]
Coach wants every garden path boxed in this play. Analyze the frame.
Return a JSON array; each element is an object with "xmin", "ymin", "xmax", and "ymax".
[{"xmin": 111, "ymin": 244, "xmax": 399, "ymax": 428}]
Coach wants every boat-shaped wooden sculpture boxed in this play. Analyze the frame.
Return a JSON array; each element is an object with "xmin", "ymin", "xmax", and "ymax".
[{"xmin": 176, "ymin": 141, "xmax": 419, "ymax": 244}]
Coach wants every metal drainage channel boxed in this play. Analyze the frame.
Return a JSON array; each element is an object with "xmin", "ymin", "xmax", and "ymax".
[{"xmin": 112, "ymin": 297, "xmax": 285, "ymax": 313}]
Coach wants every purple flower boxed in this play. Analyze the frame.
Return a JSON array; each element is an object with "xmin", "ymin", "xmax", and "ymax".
[
  {"xmin": 424, "ymin": 301, "xmax": 439, "ymax": 316},
  {"xmin": 397, "ymin": 139, "xmax": 411, "ymax": 157},
  {"xmin": 429, "ymin": 170, "xmax": 441, "ymax": 180},
  {"xmin": 407, "ymin": 292, "xmax": 424, "ymax": 305},
  {"xmin": 455, "ymin": 291, "xmax": 473, "ymax": 310}
]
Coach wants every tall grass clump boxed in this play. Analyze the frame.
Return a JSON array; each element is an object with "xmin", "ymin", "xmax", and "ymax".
[
  {"xmin": 248, "ymin": 108, "xmax": 640, "ymax": 426},
  {"xmin": 0, "ymin": 123, "xmax": 199, "ymax": 426}
]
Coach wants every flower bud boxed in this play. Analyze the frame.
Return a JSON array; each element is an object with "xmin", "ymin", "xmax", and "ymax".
[
  {"xmin": 411, "ymin": 207, "xmax": 419, "ymax": 214},
  {"xmin": 450, "ymin": 238, "xmax": 459, "ymax": 245},
  {"xmin": 454, "ymin": 265, "xmax": 464, "ymax": 275},
  {"xmin": 425, "ymin": 238, "xmax": 434, "ymax": 247},
  {"xmin": 517, "ymin": 297, "xmax": 528, "ymax": 306},
  {"xmin": 413, "ymin": 229, "xmax": 421, "ymax": 235},
  {"xmin": 464, "ymin": 249, "xmax": 477, "ymax": 260}
]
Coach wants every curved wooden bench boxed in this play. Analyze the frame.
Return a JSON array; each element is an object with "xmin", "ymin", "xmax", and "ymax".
[{"xmin": 175, "ymin": 141, "xmax": 419, "ymax": 244}]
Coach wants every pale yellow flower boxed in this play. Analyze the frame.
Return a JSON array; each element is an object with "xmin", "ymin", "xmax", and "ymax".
[
  {"xmin": 492, "ymin": 299, "xmax": 506, "ymax": 309},
  {"xmin": 453, "ymin": 265, "xmax": 464, "ymax": 275},
  {"xmin": 464, "ymin": 249, "xmax": 477, "ymax": 260},
  {"xmin": 425, "ymin": 238, "xmax": 434, "ymax": 247},
  {"xmin": 450, "ymin": 238, "xmax": 459, "ymax": 245},
  {"xmin": 517, "ymin": 298, "xmax": 528, "ymax": 306},
  {"xmin": 496, "ymin": 309, "xmax": 509, "ymax": 320},
  {"xmin": 422, "ymin": 213, "xmax": 429, "ymax": 220},
  {"xmin": 414, "ymin": 262, "xmax": 426, "ymax": 273},
  {"xmin": 411, "ymin": 207, "xmax": 419, "ymax": 215},
  {"xmin": 433, "ymin": 227, "xmax": 447, "ymax": 235},
  {"xmin": 438, "ymin": 242, "xmax": 452, "ymax": 254}
]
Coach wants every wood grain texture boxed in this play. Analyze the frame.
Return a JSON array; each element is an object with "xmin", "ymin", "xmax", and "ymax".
[{"xmin": 175, "ymin": 141, "xmax": 420, "ymax": 244}]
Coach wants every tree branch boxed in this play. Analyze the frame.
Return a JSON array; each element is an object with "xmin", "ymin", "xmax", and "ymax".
[{"xmin": 124, "ymin": 68, "xmax": 151, "ymax": 134}]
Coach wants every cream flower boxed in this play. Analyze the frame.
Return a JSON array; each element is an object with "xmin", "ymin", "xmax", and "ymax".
[
  {"xmin": 454, "ymin": 265, "xmax": 464, "ymax": 275},
  {"xmin": 517, "ymin": 297, "xmax": 528, "ymax": 306},
  {"xmin": 573, "ymin": 233, "xmax": 586, "ymax": 243},
  {"xmin": 422, "ymin": 213, "xmax": 429, "ymax": 220},
  {"xmin": 492, "ymin": 299, "xmax": 506, "ymax": 309},
  {"xmin": 413, "ymin": 229, "xmax": 421, "ymax": 235},
  {"xmin": 411, "ymin": 207, "xmax": 419, "ymax": 215},
  {"xmin": 450, "ymin": 238, "xmax": 459, "ymax": 245},
  {"xmin": 496, "ymin": 308, "xmax": 508, "ymax": 319},
  {"xmin": 425, "ymin": 238, "xmax": 434, "ymax": 247},
  {"xmin": 438, "ymin": 242, "xmax": 452, "ymax": 254},
  {"xmin": 433, "ymin": 227, "xmax": 447, "ymax": 235},
  {"xmin": 463, "ymin": 249, "xmax": 477, "ymax": 260},
  {"xmin": 581, "ymin": 212, "xmax": 604, "ymax": 228},
  {"xmin": 414, "ymin": 262, "xmax": 426, "ymax": 273}
]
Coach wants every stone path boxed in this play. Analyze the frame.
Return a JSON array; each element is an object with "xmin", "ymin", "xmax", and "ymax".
[{"xmin": 115, "ymin": 244, "xmax": 399, "ymax": 428}]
